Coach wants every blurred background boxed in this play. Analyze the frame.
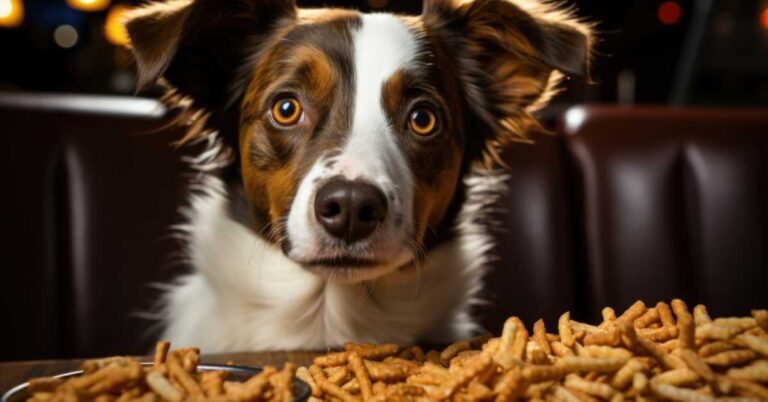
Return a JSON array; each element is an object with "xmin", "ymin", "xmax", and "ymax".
[
  {"xmin": 0, "ymin": 0, "xmax": 766, "ymax": 361},
  {"xmin": 1, "ymin": 0, "xmax": 767, "ymax": 106}
]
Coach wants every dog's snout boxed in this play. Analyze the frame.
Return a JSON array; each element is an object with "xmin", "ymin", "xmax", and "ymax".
[{"xmin": 314, "ymin": 179, "xmax": 388, "ymax": 243}]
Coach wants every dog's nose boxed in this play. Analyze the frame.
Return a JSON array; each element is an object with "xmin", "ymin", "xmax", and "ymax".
[{"xmin": 314, "ymin": 179, "xmax": 388, "ymax": 243}]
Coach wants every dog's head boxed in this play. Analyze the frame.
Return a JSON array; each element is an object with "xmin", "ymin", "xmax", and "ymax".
[{"xmin": 125, "ymin": 0, "xmax": 591, "ymax": 282}]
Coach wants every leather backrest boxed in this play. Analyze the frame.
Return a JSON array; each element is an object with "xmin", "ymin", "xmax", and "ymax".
[
  {"xmin": 1, "ymin": 94, "xmax": 766, "ymax": 359},
  {"xmin": 0, "ymin": 94, "xmax": 192, "ymax": 359},
  {"xmin": 561, "ymin": 106, "xmax": 768, "ymax": 320}
]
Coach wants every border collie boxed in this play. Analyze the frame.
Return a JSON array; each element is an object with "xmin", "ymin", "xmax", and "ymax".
[{"xmin": 124, "ymin": 0, "xmax": 591, "ymax": 352}]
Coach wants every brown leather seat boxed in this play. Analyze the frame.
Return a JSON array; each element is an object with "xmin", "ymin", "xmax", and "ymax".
[
  {"xmin": 482, "ymin": 106, "xmax": 768, "ymax": 334},
  {"xmin": 0, "ymin": 94, "xmax": 193, "ymax": 360},
  {"xmin": 563, "ymin": 107, "xmax": 768, "ymax": 319},
  {"xmin": 0, "ymin": 94, "xmax": 766, "ymax": 359}
]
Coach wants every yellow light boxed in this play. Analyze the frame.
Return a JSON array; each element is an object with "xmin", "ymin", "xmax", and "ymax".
[
  {"xmin": 104, "ymin": 5, "xmax": 131, "ymax": 46},
  {"xmin": 0, "ymin": 0, "xmax": 23, "ymax": 28},
  {"xmin": 67, "ymin": 0, "xmax": 110, "ymax": 12}
]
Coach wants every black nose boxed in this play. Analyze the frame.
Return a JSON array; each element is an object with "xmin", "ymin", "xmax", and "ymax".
[{"xmin": 314, "ymin": 179, "xmax": 388, "ymax": 243}]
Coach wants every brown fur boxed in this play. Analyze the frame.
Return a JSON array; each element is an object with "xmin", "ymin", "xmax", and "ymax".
[
  {"xmin": 238, "ymin": 12, "xmax": 360, "ymax": 241},
  {"xmin": 124, "ymin": 0, "xmax": 592, "ymax": 251},
  {"xmin": 422, "ymin": 0, "xmax": 593, "ymax": 167}
]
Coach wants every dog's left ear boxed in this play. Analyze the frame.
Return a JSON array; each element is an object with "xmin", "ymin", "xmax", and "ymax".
[
  {"xmin": 124, "ymin": 0, "xmax": 296, "ymax": 112},
  {"xmin": 423, "ymin": 0, "xmax": 593, "ymax": 165}
]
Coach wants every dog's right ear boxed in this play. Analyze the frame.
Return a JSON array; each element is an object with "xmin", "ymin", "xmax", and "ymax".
[{"xmin": 124, "ymin": 0, "xmax": 296, "ymax": 111}]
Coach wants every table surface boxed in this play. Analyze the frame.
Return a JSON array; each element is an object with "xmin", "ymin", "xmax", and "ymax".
[{"xmin": 0, "ymin": 352, "xmax": 321, "ymax": 394}]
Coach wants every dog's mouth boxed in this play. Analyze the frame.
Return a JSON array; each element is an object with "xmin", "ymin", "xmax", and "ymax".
[{"xmin": 283, "ymin": 239, "xmax": 415, "ymax": 282}]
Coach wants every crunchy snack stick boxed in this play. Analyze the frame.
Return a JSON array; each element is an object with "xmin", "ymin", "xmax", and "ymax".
[
  {"xmin": 304, "ymin": 300, "xmax": 768, "ymax": 401},
  {"xmin": 154, "ymin": 341, "xmax": 171, "ymax": 368},
  {"xmin": 559, "ymin": 311, "xmax": 577, "ymax": 348},
  {"xmin": 146, "ymin": 371, "xmax": 183, "ymax": 402},
  {"xmin": 309, "ymin": 365, "xmax": 360, "ymax": 402},
  {"xmin": 348, "ymin": 352, "xmax": 373, "ymax": 400},
  {"xmin": 25, "ymin": 342, "xmax": 298, "ymax": 402},
  {"xmin": 533, "ymin": 319, "xmax": 553, "ymax": 355}
]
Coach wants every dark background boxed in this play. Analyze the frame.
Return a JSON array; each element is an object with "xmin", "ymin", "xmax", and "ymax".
[
  {"xmin": 0, "ymin": 0, "xmax": 767, "ymax": 361},
  {"xmin": 1, "ymin": 0, "xmax": 767, "ymax": 107}
]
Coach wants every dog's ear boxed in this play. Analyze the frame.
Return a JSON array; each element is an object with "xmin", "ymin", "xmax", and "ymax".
[
  {"xmin": 423, "ymin": 0, "xmax": 593, "ymax": 166},
  {"xmin": 124, "ymin": 0, "xmax": 296, "ymax": 111}
]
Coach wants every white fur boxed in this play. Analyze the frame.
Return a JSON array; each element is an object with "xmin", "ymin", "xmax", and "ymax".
[
  {"xmin": 163, "ymin": 170, "xmax": 500, "ymax": 352},
  {"xmin": 158, "ymin": 14, "xmax": 503, "ymax": 352},
  {"xmin": 285, "ymin": 14, "xmax": 418, "ymax": 278}
]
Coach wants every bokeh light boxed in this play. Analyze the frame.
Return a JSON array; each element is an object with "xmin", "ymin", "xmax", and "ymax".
[
  {"xmin": 105, "ymin": 5, "xmax": 131, "ymax": 46},
  {"xmin": 54, "ymin": 25, "xmax": 79, "ymax": 48},
  {"xmin": 658, "ymin": 1, "xmax": 683, "ymax": 25},
  {"xmin": 0, "ymin": 0, "xmax": 23, "ymax": 28},
  {"xmin": 67, "ymin": 0, "xmax": 111, "ymax": 12},
  {"xmin": 761, "ymin": 7, "xmax": 768, "ymax": 30}
]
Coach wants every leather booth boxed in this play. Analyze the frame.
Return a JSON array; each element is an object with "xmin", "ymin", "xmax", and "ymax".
[{"xmin": 1, "ymin": 93, "xmax": 766, "ymax": 360}]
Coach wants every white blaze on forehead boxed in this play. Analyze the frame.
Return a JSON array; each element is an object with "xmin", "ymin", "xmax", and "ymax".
[
  {"xmin": 339, "ymin": 14, "xmax": 419, "ymax": 180},
  {"xmin": 285, "ymin": 13, "xmax": 420, "ymax": 267}
]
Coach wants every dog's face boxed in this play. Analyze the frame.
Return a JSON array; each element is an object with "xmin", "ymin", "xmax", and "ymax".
[{"xmin": 125, "ymin": 0, "xmax": 591, "ymax": 282}]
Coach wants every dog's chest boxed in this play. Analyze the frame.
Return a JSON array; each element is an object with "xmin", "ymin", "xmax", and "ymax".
[{"xmin": 162, "ymin": 175, "xmax": 492, "ymax": 352}]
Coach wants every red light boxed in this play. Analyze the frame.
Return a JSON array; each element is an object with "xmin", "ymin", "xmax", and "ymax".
[
  {"xmin": 658, "ymin": 1, "xmax": 683, "ymax": 25},
  {"xmin": 761, "ymin": 7, "xmax": 768, "ymax": 30}
]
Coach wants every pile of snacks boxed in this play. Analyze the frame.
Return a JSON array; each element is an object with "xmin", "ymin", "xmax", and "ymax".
[
  {"xmin": 25, "ymin": 342, "xmax": 297, "ymax": 402},
  {"xmin": 300, "ymin": 300, "xmax": 768, "ymax": 401}
]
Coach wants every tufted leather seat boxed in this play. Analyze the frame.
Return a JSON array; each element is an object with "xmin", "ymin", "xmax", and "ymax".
[{"xmin": 0, "ymin": 94, "xmax": 766, "ymax": 359}]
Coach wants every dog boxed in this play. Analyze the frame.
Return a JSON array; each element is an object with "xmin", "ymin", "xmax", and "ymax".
[{"xmin": 124, "ymin": 0, "xmax": 591, "ymax": 352}]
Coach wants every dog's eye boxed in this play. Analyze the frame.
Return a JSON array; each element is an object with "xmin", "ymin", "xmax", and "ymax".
[
  {"xmin": 408, "ymin": 108, "xmax": 438, "ymax": 136},
  {"xmin": 271, "ymin": 98, "xmax": 303, "ymax": 126}
]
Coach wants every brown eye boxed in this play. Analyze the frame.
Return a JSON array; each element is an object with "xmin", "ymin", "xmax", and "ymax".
[
  {"xmin": 271, "ymin": 98, "xmax": 303, "ymax": 126},
  {"xmin": 409, "ymin": 108, "xmax": 438, "ymax": 136}
]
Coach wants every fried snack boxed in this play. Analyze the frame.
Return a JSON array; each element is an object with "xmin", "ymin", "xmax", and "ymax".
[
  {"xmin": 694, "ymin": 305, "xmax": 712, "ymax": 326},
  {"xmin": 297, "ymin": 366, "xmax": 321, "ymax": 397},
  {"xmin": 612, "ymin": 359, "xmax": 647, "ymax": 390},
  {"xmin": 726, "ymin": 360, "xmax": 768, "ymax": 382},
  {"xmin": 741, "ymin": 334, "xmax": 768, "ymax": 357},
  {"xmin": 495, "ymin": 317, "xmax": 520, "ymax": 369},
  {"xmin": 619, "ymin": 301, "xmax": 647, "ymax": 324},
  {"xmin": 559, "ymin": 311, "xmax": 576, "ymax": 348},
  {"xmin": 753, "ymin": 310, "xmax": 768, "ymax": 332},
  {"xmin": 552, "ymin": 341, "xmax": 576, "ymax": 357},
  {"xmin": 703, "ymin": 350, "xmax": 756, "ymax": 367},
  {"xmin": 635, "ymin": 308, "xmax": 660, "ymax": 329},
  {"xmin": 676, "ymin": 348, "xmax": 715, "ymax": 382},
  {"xmin": 25, "ymin": 342, "xmax": 297, "ymax": 402},
  {"xmin": 153, "ymin": 341, "xmax": 171, "ymax": 368},
  {"xmin": 533, "ymin": 319, "xmax": 553, "ymax": 355},
  {"xmin": 698, "ymin": 340, "xmax": 738, "ymax": 358},
  {"xmin": 602, "ymin": 307, "xmax": 617, "ymax": 324},
  {"xmin": 304, "ymin": 300, "xmax": 768, "ymax": 401},
  {"xmin": 348, "ymin": 352, "xmax": 373, "ymax": 400},
  {"xmin": 326, "ymin": 366, "xmax": 349, "ymax": 385},
  {"xmin": 146, "ymin": 371, "xmax": 183, "ymax": 402},
  {"xmin": 440, "ymin": 340, "xmax": 470, "ymax": 362},
  {"xmin": 657, "ymin": 302, "xmax": 676, "ymax": 327},
  {"xmin": 639, "ymin": 325, "xmax": 678, "ymax": 342},
  {"xmin": 564, "ymin": 373, "xmax": 616, "ymax": 399},
  {"xmin": 584, "ymin": 327, "xmax": 621, "ymax": 346},
  {"xmin": 199, "ymin": 371, "xmax": 225, "ymax": 397},
  {"xmin": 309, "ymin": 365, "xmax": 361, "ymax": 402},
  {"xmin": 556, "ymin": 356, "xmax": 629, "ymax": 373}
]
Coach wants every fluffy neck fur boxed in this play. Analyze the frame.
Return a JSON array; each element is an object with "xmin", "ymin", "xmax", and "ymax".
[{"xmin": 159, "ymin": 138, "xmax": 503, "ymax": 353}]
